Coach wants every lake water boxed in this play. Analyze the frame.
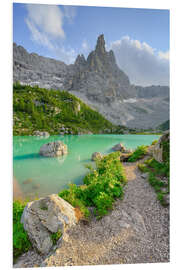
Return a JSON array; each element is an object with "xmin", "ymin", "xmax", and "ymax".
[{"xmin": 13, "ymin": 134, "xmax": 160, "ymax": 199}]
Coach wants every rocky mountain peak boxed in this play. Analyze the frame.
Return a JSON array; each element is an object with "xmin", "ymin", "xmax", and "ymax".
[
  {"xmin": 13, "ymin": 35, "xmax": 169, "ymax": 129},
  {"xmin": 74, "ymin": 54, "xmax": 86, "ymax": 66},
  {"xmin": 95, "ymin": 34, "xmax": 106, "ymax": 55}
]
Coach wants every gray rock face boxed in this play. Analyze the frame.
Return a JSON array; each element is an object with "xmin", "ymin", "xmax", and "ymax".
[
  {"xmin": 13, "ymin": 35, "xmax": 169, "ymax": 129},
  {"xmin": 150, "ymin": 130, "xmax": 169, "ymax": 163},
  {"xmin": 13, "ymin": 43, "xmax": 68, "ymax": 90},
  {"xmin": 91, "ymin": 152, "xmax": 103, "ymax": 161},
  {"xmin": 21, "ymin": 194, "xmax": 78, "ymax": 254},
  {"xmin": 39, "ymin": 141, "xmax": 68, "ymax": 157},
  {"xmin": 64, "ymin": 34, "xmax": 131, "ymax": 104}
]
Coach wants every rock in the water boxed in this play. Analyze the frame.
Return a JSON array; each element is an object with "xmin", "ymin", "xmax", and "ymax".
[
  {"xmin": 112, "ymin": 143, "xmax": 127, "ymax": 152},
  {"xmin": 39, "ymin": 141, "xmax": 68, "ymax": 157},
  {"xmin": 21, "ymin": 194, "xmax": 78, "ymax": 255},
  {"xmin": 91, "ymin": 152, "xmax": 103, "ymax": 161},
  {"xmin": 23, "ymin": 178, "xmax": 33, "ymax": 185},
  {"xmin": 34, "ymin": 131, "xmax": 50, "ymax": 137},
  {"xmin": 32, "ymin": 184, "xmax": 40, "ymax": 190}
]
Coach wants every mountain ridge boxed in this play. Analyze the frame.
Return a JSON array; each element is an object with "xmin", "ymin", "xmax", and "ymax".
[{"xmin": 13, "ymin": 35, "xmax": 169, "ymax": 129}]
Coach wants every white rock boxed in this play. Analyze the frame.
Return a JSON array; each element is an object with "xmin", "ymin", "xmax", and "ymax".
[
  {"xmin": 39, "ymin": 141, "xmax": 68, "ymax": 157},
  {"xmin": 21, "ymin": 194, "xmax": 78, "ymax": 255}
]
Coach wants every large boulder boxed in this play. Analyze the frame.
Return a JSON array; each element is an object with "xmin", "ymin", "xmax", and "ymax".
[
  {"xmin": 120, "ymin": 153, "xmax": 131, "ymax": 162},
  {"xmin": 150, "ymin": 130, "xmax": 169, "ymax": 163},
  {"xmin": 39, "ymin": 141, "xmax": 68, "ymax": 157},
  {"xmin": 21, "ymin": 194, "xmax": 78, "ymax": 255},
  {"xmin": 91, "ymin": 152, "xmax": 103, "ymax": 161},
  {"xmin": 112, "ymin": 143, "xmax": 131, "ymax": 153}
]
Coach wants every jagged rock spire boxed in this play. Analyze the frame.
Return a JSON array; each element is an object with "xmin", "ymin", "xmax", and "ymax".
[
  {"xmin": 74, "ymin": 54, "xmax": 86, "ymax": 66},
  {"xmin": 95, "ymin": 34, "xmax": 106, "ymax": 54}
]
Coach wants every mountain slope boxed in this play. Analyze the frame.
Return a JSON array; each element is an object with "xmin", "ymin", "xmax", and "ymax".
[
  {"xmin": 13, "ymin": 35, "xmax": 169, "ymax": 129},
  {"xmin": 157, "ymin": 120, "xmax": 169, "ymax": 131},
  {"xmin": 13, "ymin": 83, "xmax": 116, "ymax": 135}
]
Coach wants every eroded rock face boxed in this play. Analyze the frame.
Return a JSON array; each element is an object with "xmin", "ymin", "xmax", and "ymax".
[
  {"xmin": 64, "ymin": 34, "xmax": 131, "ymax": 104},
  {"xmin": 91, "ymin": 152, "xmax": 103, "ymax": 161},
  {"xmin": 39, "ymin": 141, "xmax": 68, "ymax": 157},
  {"xmin": 21, "ymin": 194, "xmax": 78, "ymax": 254},
  {"xmin": 150, "ymin": 130, "xmax": 169, "ymax": 163}
]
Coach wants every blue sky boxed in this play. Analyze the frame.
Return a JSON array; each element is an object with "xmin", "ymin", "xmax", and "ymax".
[{"xmin": 13, "ymin": 3, "xmax": 169, "ymax": 86}]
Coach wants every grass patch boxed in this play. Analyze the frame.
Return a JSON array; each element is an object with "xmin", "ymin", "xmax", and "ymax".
[
  {"xmin": 144, "ymin": 158, "xmax": 169, "ymax": 177},
  {"xmin": 138, "ymin": 157, "xmax": 169, "ymax": 206},
  {"xmin": 59, "ymin": 151, "xmax": 126, "ymax": 219},
  {"xmin": 51, "ymin": 229, "xmax": 62, "ymax": 245},
  {"xmin": 138, "ymin": 163, "xmax": 149, "ymax": 173},
  {"xmin": 128, "ymin": 145, "xmax": 148, "ymax": 162},
  {"xmin": 151, "ymin": 140, "xmax": 158, "ymax": 145},
  {"xmin": 13, "ymin": 200, "xmax": 31, "ymax": 260}
]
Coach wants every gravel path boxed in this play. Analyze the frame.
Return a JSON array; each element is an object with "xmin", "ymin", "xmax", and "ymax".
[{"xmin": 14, "ymin": 161, "xmax": 169, "ymax": 267}]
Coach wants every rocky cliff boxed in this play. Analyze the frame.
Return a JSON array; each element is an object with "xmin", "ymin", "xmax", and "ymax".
[
  {"xmin": 13, "ymin": 35, "xmax": 169, "ymax": 129},
  {"xmin": 63, "ymin": 35, "xmax": 132, "ymax": 104}
]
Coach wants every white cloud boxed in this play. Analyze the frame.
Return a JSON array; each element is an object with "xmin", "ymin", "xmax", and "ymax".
[
  {"xmin": 25, "ymin": 4, "xmax": 77, "ymax": 64},
  {"xmin": 55, "ymin": 46, "xmax": 76, "ymax": 64},
  {"xmin": 26, "ymin": 4, "xmax": 65, "ymax": 39},
  {"xmin": 26, "ymin": 18, "xmax": 54, "ymax": 50},
  {"xmin": 63, "ymin": 6, "xmax": 76, "ymax": 23},
  {"xmin": 82, "ymin": 40, "xmax": 89, "ymax": 51},
  {"xmin": 110, "ymin": 36, "xmax": 169, "ymax": 86},
  {"xmin": 158, "ymin": 51, "xmax": 169, "ymax": 60}
]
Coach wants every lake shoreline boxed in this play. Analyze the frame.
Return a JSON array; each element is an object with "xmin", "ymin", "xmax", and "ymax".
[
  {"xmin": 13, "ymin": 134, "xmax": 160, "ymax": 199},
  {"xmin": 14, "ymin": 159, "xmax": 169, "ymax": 267}
]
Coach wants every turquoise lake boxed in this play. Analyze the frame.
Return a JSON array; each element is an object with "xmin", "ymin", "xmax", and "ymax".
[{"xmin": 13, "ymin": 134, "xmax": 160, "ymax": 199}]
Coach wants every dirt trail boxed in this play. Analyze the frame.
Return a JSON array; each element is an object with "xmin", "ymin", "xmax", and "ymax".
[
  {"xmin": 123, "ymin": 163, "xmax": 137, "ymax": 181},
  {"xmin": 14, "ymin": 161, "xmax": 169, "ymax": 268}
]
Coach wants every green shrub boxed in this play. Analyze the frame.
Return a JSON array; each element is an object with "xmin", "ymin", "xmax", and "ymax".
[
  {"xmin": 151, "ymin": 140, "xmax": 158, "ymax": 145},
  {"xmin": 13, "ymin": 201, "xmax": 31, "ymax": 260},
  {"xmin": 138, "ymin": 157, "xmax": 169, "ymax": 206},
  {"xmin": 59, "ymin": 151, "xmax": 126, "ymax": 219},
  {"xmin": 51, "ymin": 229, "xmax": 62, "ymax": 245},
  {"xmin": 128, "ymin": 145, "xmax": 148, "ymax": 162},
  {"xmin": 148, "ymin": 172, "xmax": 165, "ymax": 188},
  {"xmin": 93, "ymin": 192, "xmax": 114, "ymax": 217},
  {"xmin": 145, "ymin": 158, "xmax": 169, "ymax": 177},
  {"xmin": 157, "ymin": 192, "xmax": 164, "ymax": 203},
  {"xmin": 59, "ymin": 184, "xmax": 91, "ymax": 218},
  {"xmin": 138, "ymin": 163, "xmax": 149, "ymax": 173}
]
